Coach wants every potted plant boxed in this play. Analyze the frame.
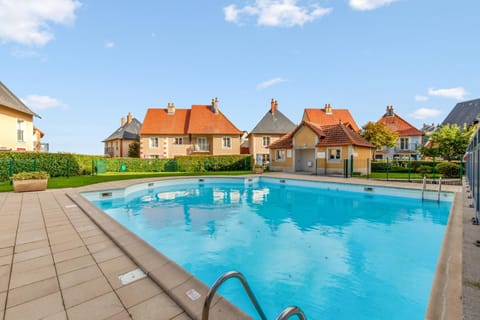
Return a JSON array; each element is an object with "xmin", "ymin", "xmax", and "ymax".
[
  {"xmin": 254, "ymin": 164, "xmax": 264, "ymax": 174},
  {"xmin": 12, "ymin": 171, "xmax": 49, "ymax": 192}
]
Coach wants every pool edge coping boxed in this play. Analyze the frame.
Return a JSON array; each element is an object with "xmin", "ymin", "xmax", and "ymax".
[{"xmin": 69, "ymin": 173, "xmax": 463, "ymax": 319}]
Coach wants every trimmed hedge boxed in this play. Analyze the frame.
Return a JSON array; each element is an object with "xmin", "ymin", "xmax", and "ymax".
[
  {"xmin": 371, "ymin": 160, "xmax": 437, "ymax": 173},
  {"xmin": 436, "ymin": 162, "xmax": 460, "ymax": 178},
  {"xmin": 0, "ymin": 152, "xmax": 253, "ymax": 181}
]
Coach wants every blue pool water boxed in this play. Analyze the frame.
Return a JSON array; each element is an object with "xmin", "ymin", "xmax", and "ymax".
[{"xmin": 87, "ymin": 178, "xmax": 451, "ymax": 319}]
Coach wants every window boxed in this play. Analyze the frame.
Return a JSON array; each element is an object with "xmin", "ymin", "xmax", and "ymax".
[
  {"xmin": 17, "ymin": 120, "xmax": 24, "ymax": 142},
  {"xmin": 197, "ymin": 137, "xmax": 208, "ymax": 151},
  {"xmin": 222, "ymin": 137, "xmax": 231, "ymax": 149},
  {"xmin": 150, "ymin": 137, "xmax": 159, "ymax": 148},
  {"xmin": 400, "ymin": 137, "xmax": 409, "ymax": 150},
  {"xmin": 275, "ymin": 149, "xmax": 286, "ymax": 161},
  {"xmin": 262, "ymin": 136, "xmax": 270, "ymax": 147},
  {"xmin": 328, "ymin": 148, "xmax": 341, "ymax": 161},
  {"xmin": 256, "ymin": 153, "xmax": 270, "ymax": 165},
  {"xmin": 174, "ymin": 137, "xmax": 183, "ymax": 145}
]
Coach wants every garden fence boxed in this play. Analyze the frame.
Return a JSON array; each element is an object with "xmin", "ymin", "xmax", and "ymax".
[{"xmin": 466, "ymin": 126, "xmax": 480, "ymax": 220}]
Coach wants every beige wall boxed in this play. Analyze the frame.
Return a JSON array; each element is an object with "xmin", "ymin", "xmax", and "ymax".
[
  {"xmin": 269, "ymin": 148, "xmax": 294, "ymax": 171},
  {"xmin": 249, "ymin": 134, "xmax": 284, "ymax": 163},
  {"xmin": 140, "ymin": 134, "xmax": 241, "ymax": 158},
  {"xmin": 0, "ymin": 106, "xmax": 34, "ymax": 151},
  {"xmin": 293, "ymin": 126, "xmax": 317, "ymax": 148},
  {"xmin": 316, "ymin": 145, "xmax": 372, "ymax": 175}
]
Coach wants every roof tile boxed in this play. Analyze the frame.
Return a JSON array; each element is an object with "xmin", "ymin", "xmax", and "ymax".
[{"xmin": 303, "ymin": 108, "xmax": 359, "ymax": 132}]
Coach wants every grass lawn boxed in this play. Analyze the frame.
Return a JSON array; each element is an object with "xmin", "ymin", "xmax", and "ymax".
[{"xmin": 0, "ymin": 171, "xmax": 252, "ymax": 192}]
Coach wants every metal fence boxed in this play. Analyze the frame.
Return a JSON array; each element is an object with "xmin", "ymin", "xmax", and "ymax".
[{"xmin": 466, "ymin": 126, "xmax": 480, "ymax": 220}]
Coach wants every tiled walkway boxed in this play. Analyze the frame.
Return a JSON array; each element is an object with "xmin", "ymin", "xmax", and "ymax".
[{"xmin": 0, "ymin": 190, "xmax": 190, "ymax": 320}]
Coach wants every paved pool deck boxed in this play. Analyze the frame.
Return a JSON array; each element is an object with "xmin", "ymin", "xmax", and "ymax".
[{"xmin": 0, "ymin": 173, "xmax": 472, "ymax": 320}]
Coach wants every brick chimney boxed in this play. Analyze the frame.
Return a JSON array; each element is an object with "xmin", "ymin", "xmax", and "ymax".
[
  {"xmin": 386, "ymin": 105, "xmax": 394, "ymax": 117},
  {"xmin": 275, "ymin": 99, "xmax": 278, "ymax": 111},
  {"xmin": 212, "ymin": 97, "xmax": 219, "ymax": 115},
  {"xmin": 121, "ymin": 117, "xmax": 126, "ymax": 126},
  {"xmin": 325, "ymin": 103, "xmax": 332, "ymax": 115},
  {"xmin": 127, "ymin": 112, "xmax": 132, "ymax": 123},
  {"xmin": 270, "ymin": 98, "xmax": 275, "ymax": 114},
  {"xmin": 167, "ymin": 102, "xmax": 175, "ymax": 115}
]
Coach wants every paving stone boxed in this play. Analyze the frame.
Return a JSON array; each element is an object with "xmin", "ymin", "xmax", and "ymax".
[
  {"xmin": 116, "ymin": 277, "xmax": 163, "ymax": 308},
  {"xmin": 14, "ymin": 239, "xmax": 49, "ymax": 254},
  {"xmin": 0, "ymin": 255, "xmax": 12, "ymax": 266},
  {"xmin": 55, "ymin": 254, "xmax": 96, "ymax": 275},
  {"xmin": 50, "ymin": 239, "xmax": 84, "ymax": 254},
  {"xmin": 0, "ymin": 291, "xmax": 6, "ymax": 311},
  {"xmin": 4, "ymin": 292, "xmax": 64, "ymax": 320},
  {"xmin": 0, "ymin": 265, "xmax": 11, "ymax": 292},
  {"xmin": 171, "ymin": 313, "xmax": 192, "ymax": 320},
  {"xmin": 62, "ymin": 276, "xmax": 112, "ymax": 308},
  {"xmin": 104, "ymin": 310, "xmax": 132, "ymax": 320},
  {"xmin": 13, "ymin": 246, "xmax": 51, "ymax": 263},
  {"xmin": 53, "ymin": 246, "xmax": 89, "ymax": 263},
  {"xmin": 67, "ymin": 292, "xmax": 125, "ymax": 320},
  {"xmin": 9, "ymin": 264, "xmax": 56, "ymax": 289},
  {"xmin": 92, "ymin": 246, "xmax": 124, "ymax": 263},
  {"xmin": 129, "ymin": 293, "xmax": 183, "ymax": 320},
  {"xmin": 58, "ymin": 264, "xmax": 103, "ymax": 290},
  {"xmin": 7, "ymin": 277, "xmax": 59, "ymax": 308},
  {"xmin": 43, "ymin": 310, "xmax": 68, "ymax": 320},
  {"xmin": 0, "ymin": 247, "xmax": 13, "ymax": 257}
]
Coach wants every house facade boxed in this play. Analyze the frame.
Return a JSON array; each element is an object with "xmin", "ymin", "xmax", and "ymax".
[
  {"xmin": 302, "ymin": 103, "xmax": 360, "ymax": 132},
  {"xmin": 375, "ymin": 106, "xmax": 424, "ymax": 160},
  {"xmin": 248, "ymin": 99, "xmax": 296, "ymax": 166},
  {"xmin": 0, "ymin": 82, "xmax": 41, "ymax": 152},
  {"xmin": 139, "ymin": 98, "xmax": 243, "ymax": 158},
  {"xmin": 103, "ymin": 112, "xmax": 142, "ymax": 157},
  {"xmin": 269, "ymin": 121, "xmax": 374, "ymax": 175}
]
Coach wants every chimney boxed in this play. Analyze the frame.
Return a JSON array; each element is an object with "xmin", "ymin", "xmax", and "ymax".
[
  {"xmin": 127, "ymin": 112, "xmax": 132, "ymax": 123},
  {"xmin": 270, "ymin": 98, "xmax": 275, "ymax": 114},
  {"xmin": 386, "ymin": 105, "xmax": 394, "ymax": 117},
  {"xmin": 167, "ymin": 102, "xmax": 175, "ymax": 115},
  {"xmin": 121, "ymin": 117, "xmax": 126, "ymax": 126},
  {"xmin": 274, "ymin": 99, "xmax": 278, "ymax": 111},
  {"xmin": 212, "ymin": 97, "xmax": 219, "ymax": 115},
  {"xmin": 325, "ymin": 103, "xmax": 332, "ymax": 115}
]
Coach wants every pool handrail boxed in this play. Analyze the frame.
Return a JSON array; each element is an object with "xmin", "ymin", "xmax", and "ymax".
[
  {"xmin": 275, "ymin": 306, "xmax": 307, "ymax": 320},
  {"xmin": 202, "ymin": 270, "xmax": 267, "ymax": 320}
]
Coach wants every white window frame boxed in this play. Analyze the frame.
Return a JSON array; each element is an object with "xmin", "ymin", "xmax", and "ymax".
[
  {"xmin": 327, "ymin": 148, "xmax": 342, "ymax": 162},
  {"xmin": 150, "ymin": 137, "xmax": 159, "ymax": 148},
  {"xmin": 262, "ymin": 136, "xmax": 270, "ymax": 147},
  {"xmin": 17, "ymin": 119, "xmax": 24, "ymax": 142},
  {"xmin": 275, "ymin": 149, "xmax": 286, "ymax": 162},
  {"xmin": 197, "ymin": 137, "xmax": 208, "ymax": 151},
  {"xmin": 222, "ymin": 137, "xmax": 232, "ymax": 149},
  {"xmin": 174, "ymin": 137, "xmax": 183, "ymax": 145},
  {"xmin": 400, "ymin": 137, "xmax": 409, "ymax": 150}
]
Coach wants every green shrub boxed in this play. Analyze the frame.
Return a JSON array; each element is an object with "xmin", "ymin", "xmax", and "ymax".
[
  {"xmin": 436, "ymin": 162, "xmax": 460, "ymax": 178},
  {"xmin": 12, "ymin": 171, "xmax": 49, "ymax": 180},
  {"xmin": 416, "ymin": 165, "xmax": 432, "ymax": 175}
]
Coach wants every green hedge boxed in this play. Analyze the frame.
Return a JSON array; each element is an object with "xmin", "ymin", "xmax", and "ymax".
[
  {"xmin": 371, "ymin": 160, "xmax": 437, "ymax": 173},
  {"xmin": 0, "ymin": 152, "xmax": 253, "ymax": 181}
]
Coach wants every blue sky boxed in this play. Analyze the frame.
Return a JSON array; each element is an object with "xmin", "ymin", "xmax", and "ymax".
[{"xmin": 1, "ymin": 0, "xmax": 478, "ymax": 155}]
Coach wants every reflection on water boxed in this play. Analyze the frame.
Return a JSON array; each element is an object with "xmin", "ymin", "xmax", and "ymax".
[{"xmin": 93, "ymin": 181, "xmax": 451, "ymax": 320}]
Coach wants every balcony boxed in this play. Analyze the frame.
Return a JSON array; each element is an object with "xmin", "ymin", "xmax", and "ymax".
[{"xmin": 394, "ymin": 142, "xmax": 418, "ymax": 152}]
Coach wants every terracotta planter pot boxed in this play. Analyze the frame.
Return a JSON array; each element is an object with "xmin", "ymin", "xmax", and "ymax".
[{"xmin": 13, "ymin": 179, "xmax": 48, "ymax": 192}]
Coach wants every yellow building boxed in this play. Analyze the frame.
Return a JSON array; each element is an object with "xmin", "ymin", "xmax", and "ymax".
[
  {"xmin": 0, "ymin": 82, "xmax": 41, "ymax": 152},
  {"xmin": 269, "ymin": 121, "xmax": 374, "ymax": 175}
]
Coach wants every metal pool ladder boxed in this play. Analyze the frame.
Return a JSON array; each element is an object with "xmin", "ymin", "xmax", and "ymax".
[{"xmin": 202, "ymin": 270, "xmax": 307, "ymax": 320}]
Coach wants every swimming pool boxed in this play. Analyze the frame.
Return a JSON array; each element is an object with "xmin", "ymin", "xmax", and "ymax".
[{"xmin": 84, "ymin": 177, "xmax": 452, "ymax": 319}]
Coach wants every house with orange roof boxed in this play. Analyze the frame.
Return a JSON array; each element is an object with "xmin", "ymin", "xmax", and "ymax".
[
  {"xmin": 247, "ymin": 99, "xmax": 296, "ymax": 166},
  {"xmin": 302, "ymin": 103, "xmax": 360, "ymax": 132},
  {"xmin": 268, "ymin": 120, "xmax": 374, "ymax": 175},
  {"xmin": 139, "ymin": 98, "xmax": 243, "ymax": 158},
  {"xmin": 376, "ymin": 106, "xmax": 424, "ymax": 160}
]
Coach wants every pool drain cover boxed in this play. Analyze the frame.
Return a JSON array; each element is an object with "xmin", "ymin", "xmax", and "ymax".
[
  {"xmin": 186, "ymin": 289, "xmax": 201, "ymax": 301},
  {"xmin": 118, "ymin": 268, "xmax": 146, "ymax": 285}
]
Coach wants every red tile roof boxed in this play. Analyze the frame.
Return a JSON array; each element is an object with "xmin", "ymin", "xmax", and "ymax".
[
  {"xmin": 269, "ymin": 121, "xmax": 374, "ymax": 149},
  {"xmin": 139, "ymin": 108, "xmax": 190, "ymax": 135},
  {"xmin": 303, "ymin": 108, "xmax": 360, "ymax": 132},
  {"xmin": 187, "ymin": 105, "xmax": 242, "ymax": 134},
  {"xmin": 377, "ymin": 113, "xmax": 423, "ymax": 137},
  {"xmin": 140, "ymin": 104, "xmax": 242, "ymax": 136}
]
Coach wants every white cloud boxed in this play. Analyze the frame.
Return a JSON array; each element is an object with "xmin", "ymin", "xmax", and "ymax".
[
  {"xmin": 104, "ymin": 41, "xmax": 115, "ymax": 49},
  {"xmin": 414, "ymin": 95, "xmax": 429, "ymax": 102},
  {"xmin": 349, "ymin": 0, "xmax": 397, "ymax": 11},
  {"xmin": 257, "ymin": 77, "xmax": 288, "ymax": 89},
  {"xmin": 22, "ymin": 95, "xmax": 65, "ymax": 110},
  {"xmin": 224, "ymin": 0, "xmax": 332, "ymax": 27},
  {"xmin": 428, "ymin": 87, "xmax": 466, "ymax": 100},
  {"xmin": 409, "ymin": 108, "xmax": 441, "ymax": 120},
  {"xmin": 0, "ymin": 0, "xmax": 81, "ymax": 47}
]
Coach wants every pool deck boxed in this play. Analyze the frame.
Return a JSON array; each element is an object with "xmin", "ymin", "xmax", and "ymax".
[{"xmin": 0, "ymin": 173, "xmax": 471, "ymax": 319}]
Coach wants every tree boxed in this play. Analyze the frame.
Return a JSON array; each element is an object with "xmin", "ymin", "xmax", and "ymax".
[
  {"xmin": 128, "ymin": 142, "xmax": 140, "ymax": 158},
  {"xmin": 361, "ymin": 122, "xmax": 399, "ymax": 150},
  {"xmin": 421, "ymin": 124, "xmax": 475, "ymax": 161}
]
